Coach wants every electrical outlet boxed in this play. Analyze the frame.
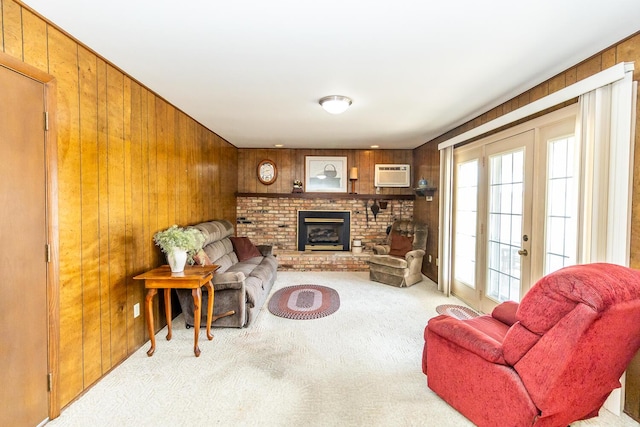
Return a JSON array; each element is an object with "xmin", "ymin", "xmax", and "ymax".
[
  {"xmin": 133, "ymin": 303, "xmax": 140, "ymax": 318},
  {"xmin": 428, "ymin": 254, "xmax": 432, "ymax": 263}
]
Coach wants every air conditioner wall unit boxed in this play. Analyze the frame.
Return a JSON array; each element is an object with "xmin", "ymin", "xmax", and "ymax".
[{"xmin": 374, "ymin": 164, "xmax": 411, "ymax": 187}]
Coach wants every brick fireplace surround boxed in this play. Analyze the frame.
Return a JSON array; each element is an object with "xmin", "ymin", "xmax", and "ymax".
[{"xmin": 236, "ymin": 196, "xmax": 414, "ymax": 271}]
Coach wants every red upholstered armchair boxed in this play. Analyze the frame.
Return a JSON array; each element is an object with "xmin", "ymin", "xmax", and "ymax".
[{"xmin": 422, "ymin": 263, "xmax": 640, "ymax": 427}]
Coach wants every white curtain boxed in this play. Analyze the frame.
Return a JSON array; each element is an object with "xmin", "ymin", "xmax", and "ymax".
[
  {"xmin": 575, "ymin": 66, "xmax": 636, "ymax": 417},
  {"xmin": 437, "ymin": 146, "xmax": 454, "ymax": 296},
  {"xmin": 576, "ymin": 70, "xmax": 636, "ymax": 267}
]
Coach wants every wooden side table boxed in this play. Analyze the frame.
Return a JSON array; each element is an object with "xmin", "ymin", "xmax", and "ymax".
[{"xmin": 134, "ymin": 264, "xmax": 224, "ymax": 357}]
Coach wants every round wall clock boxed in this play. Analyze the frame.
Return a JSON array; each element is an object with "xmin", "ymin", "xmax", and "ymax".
[{"xmin": 257, "ymin": 159, "xmax": 277, "ymax": 185}]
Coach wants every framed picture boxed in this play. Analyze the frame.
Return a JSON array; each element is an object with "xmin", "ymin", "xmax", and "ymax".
[{"xmin": 305, "ymin": 156, "xmax": 348, "ymax": 193}]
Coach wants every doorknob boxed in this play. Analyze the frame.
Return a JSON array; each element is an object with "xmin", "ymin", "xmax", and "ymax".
[{"xmin": 518, "ymin": 249, "xmax": 528, "ymax": 256}]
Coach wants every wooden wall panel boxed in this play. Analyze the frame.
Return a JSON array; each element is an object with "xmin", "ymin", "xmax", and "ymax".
[
  {"xmin": 220, "ymin": 137, "xmax": 238, "ymax": 221},
  {"xmin": 3, "ymin": 0, "xmax": 238, "ymax": 410},
  {"xmin": 237, "ymin": 149, "xmax": 414, "ymax": 196},
  {"xmin": 106, "ymin": 64, "xmax": 128, "ymax": 364},
  {"xmin": 0, "ymin": 1, "xmax": 4, "ymax": 49},
  {"xmin": 2, "ymin": 0, "xmax": 21, "ymax": 59},
  {"xmin": 123, "ymin": 76, "xmax": 134, "ymax": 352},
  {"xmin": 177, "ymin": 112, "xmax": 189, "ymax": 225},
  {"xmin": 165, "ymin": 106, "xmax": 176, "ymax": 227},
  {"xmin": 78, "ymin": 46, "xmax": 102, "ymax": 386},
  {"xmin": 412, "ymin": 142, "xmax": 440, "ymax": 282},
  {"xmin": 145, "ymin": 90, "xmax": 159, "ymax": 269},
  {"xmin": 21, "ymin": 9, "xmax": 46, "ymax": 70},
  {"xmin": 127, "ymin": 81, "xmax": 145, "ymax": 349},
  {"xmin": 95, "ymin": 57, "xmax": 113, "ymax": 376},
  {"xmin": 47, "ymin": 26, "xmax": 84, "ymax": 405},
  {"xmin": 155, "ymin": 99, "xmax": 169, "ymax": 241}
]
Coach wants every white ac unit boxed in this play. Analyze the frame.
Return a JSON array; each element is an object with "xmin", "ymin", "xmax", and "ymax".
[{"xmin": 374, "ymin": 164, "xmax": 411, "ymax": 187}]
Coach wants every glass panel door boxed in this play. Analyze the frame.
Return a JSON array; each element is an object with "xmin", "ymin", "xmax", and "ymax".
[
  {"xmin": 451, "ymin": 146, "xmax": 481, "ymax": 305},
  {"xmin": 449, "ymin": 108, "xmax": 577, "ymax": 313},
  {"xmin": 482, "ymin": 131, "xmax": 534, "ymax": 312},
  {"xmin": 530, "ymin": 116, "xmax": 579, "ymax": 281}
]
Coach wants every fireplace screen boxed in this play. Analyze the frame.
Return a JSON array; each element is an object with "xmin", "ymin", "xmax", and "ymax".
[{"xmin": 298, "ymin": 211, "xmax": 350, "ymax": 251}]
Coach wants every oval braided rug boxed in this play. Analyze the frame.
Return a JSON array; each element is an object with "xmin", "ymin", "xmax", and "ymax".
[
  {"xmin": 268, "ymin": 285, "xmax": 340, "ymax": 320},
  {"xmin": 435, "ymin": 304, "xmax": 480, "ymax": 320}
]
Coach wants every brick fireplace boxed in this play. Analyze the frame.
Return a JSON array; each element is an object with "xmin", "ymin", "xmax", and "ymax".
[{"xmin": 236, "ymin": 195, "xmax": 414, "ymax": 271}]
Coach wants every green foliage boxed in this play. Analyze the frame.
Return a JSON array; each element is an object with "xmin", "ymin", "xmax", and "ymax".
[{"xmin": 153, "ymin": 225, "xmax": 204, "ymax": 259}]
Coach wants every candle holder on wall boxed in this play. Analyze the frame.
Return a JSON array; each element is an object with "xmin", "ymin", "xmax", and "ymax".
[{"xmin": 349, "ymin": 166, "xmax": 358, "ymax": 194}]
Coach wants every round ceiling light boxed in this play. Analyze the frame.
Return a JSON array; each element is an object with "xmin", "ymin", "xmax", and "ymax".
[{"xmin": 319, "ymin": 95, "xmax": 352, "ymax": 114}]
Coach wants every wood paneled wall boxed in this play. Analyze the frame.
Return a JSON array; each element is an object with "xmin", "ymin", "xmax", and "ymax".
[
  {"xmin": 238, "ymin": 148, "xmax": 414, "ymax": 195},
  {"xmin": 2, "ymin": 0, "xmax": 238, "ymax": 409},
  {"xmin": 412, "ymin": 143, "xmax": 440, "ymax": 282}
]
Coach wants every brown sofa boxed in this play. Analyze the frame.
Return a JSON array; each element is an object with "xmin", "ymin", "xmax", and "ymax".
[{"xmin": 175, "ymin": 220, "xmax": 278, "ymax": 328}]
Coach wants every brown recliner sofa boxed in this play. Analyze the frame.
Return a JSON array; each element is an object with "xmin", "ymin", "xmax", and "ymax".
[
  {"xmin": 175, "ymin": 220, "xmax": 278, "ymax": 328},
  {"xmin": 368, "ymin": 220, "xmax": 427, "ymax": 287}
]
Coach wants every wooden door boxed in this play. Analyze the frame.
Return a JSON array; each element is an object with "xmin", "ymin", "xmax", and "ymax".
[{"xmin": 0, "ymin": 65, "xmax": 49, "ymax": 426}]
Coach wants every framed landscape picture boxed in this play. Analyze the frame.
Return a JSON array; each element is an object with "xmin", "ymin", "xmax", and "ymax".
[{"xmin": 305, "ymin": 156, "xmax": 348, "ymax": 193}]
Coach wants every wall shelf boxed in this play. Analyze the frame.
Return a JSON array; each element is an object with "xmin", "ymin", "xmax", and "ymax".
[
  {"xmin": 414, "ymin": 187, "xmax": 437, "ymax": 201},
  {"xmin": 236, "ymin": 192, "xmax": 414, "ymax": 200}
]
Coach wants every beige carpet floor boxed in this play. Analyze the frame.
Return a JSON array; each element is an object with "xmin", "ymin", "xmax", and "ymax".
[{"xmin": 46, "ymin": 272, "xmax": 639, "ymax": 427}]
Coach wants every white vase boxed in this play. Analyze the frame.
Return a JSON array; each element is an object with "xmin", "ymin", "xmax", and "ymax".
[{"xmin": 167, "ymin": 249, "xmax": 188, "ymax": 273}]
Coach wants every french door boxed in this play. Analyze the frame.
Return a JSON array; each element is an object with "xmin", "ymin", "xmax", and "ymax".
[{"xmin": 451, "ymin": 110, "xmax": 577, "ymax": 313}]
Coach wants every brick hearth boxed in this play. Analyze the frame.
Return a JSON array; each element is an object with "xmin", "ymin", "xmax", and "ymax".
[
  {"xmin": 236, "ymin": 195, "xmax": 414, "ymax": 271},
  {"xmin": 275, "ymin": 250, "xmax": 372, "ymax": 272}
]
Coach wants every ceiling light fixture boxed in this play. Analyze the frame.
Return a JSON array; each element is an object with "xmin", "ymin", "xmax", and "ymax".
[{"xmin": 319, "ymin": 95, "xmax": 352, "ymax": 114}]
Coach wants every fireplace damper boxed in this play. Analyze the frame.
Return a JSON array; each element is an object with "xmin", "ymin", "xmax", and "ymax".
[{"xmin": 298, "ymin": 210, "xmax": 350, "ymax": 251}]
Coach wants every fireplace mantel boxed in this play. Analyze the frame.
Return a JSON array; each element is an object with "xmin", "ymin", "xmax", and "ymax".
[{"xmin": 236, "ymin": 192, "xmax": 414, "ymax": 200}]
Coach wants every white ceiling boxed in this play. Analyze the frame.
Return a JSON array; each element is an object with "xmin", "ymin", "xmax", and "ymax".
[{"xmin": 23, "ymin": 1, "xmax": 640, "ymax": 150}]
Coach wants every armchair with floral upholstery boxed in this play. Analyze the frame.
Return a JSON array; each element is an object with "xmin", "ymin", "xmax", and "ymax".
[
  {"xmin": 368, "ymin": 220, "xmax": 427, "ymax": 287},
  {"xmin": 422, "ymin": 263, "xmax": 640, "ymax": 427}
]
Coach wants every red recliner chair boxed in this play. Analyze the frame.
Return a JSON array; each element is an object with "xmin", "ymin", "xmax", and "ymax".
[{"xmin": 423, "ymin": 263, "xmax": 640, "ymax": 427}]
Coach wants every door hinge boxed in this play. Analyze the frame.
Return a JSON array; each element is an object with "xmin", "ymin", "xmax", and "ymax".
[
  {"xmin": 45, "ymin": 243, "xmax": 51, "ymax": 263},
  {"xmin": 44, "ymin": 111, "xmax": 49, "ymax": 131},
  {"xmin": 47, "ymin": 373, "xmax": 53, "ymax": 391}
]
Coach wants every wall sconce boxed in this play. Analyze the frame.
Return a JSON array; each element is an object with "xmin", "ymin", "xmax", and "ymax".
[{"xmin": 349, "ymin": 167, "xmax": 358, "ymax": 194}]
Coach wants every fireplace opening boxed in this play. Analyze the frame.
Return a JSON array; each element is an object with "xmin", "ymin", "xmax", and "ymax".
[{"xmin": 298, "ymin": 210, "xmax": 350, "ymax": 251}]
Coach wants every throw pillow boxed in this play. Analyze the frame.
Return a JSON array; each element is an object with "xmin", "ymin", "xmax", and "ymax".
[
  {"xmin": 192, "ymin": 249, "xmax": 212, "ymax": 266},
  {"xmin": 388, "ymin": 233, "xmax": 413, "ymax": 257},
  {"xmin": 230, "ymin": 236, "xmax": 262, "ymax": 261}
]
